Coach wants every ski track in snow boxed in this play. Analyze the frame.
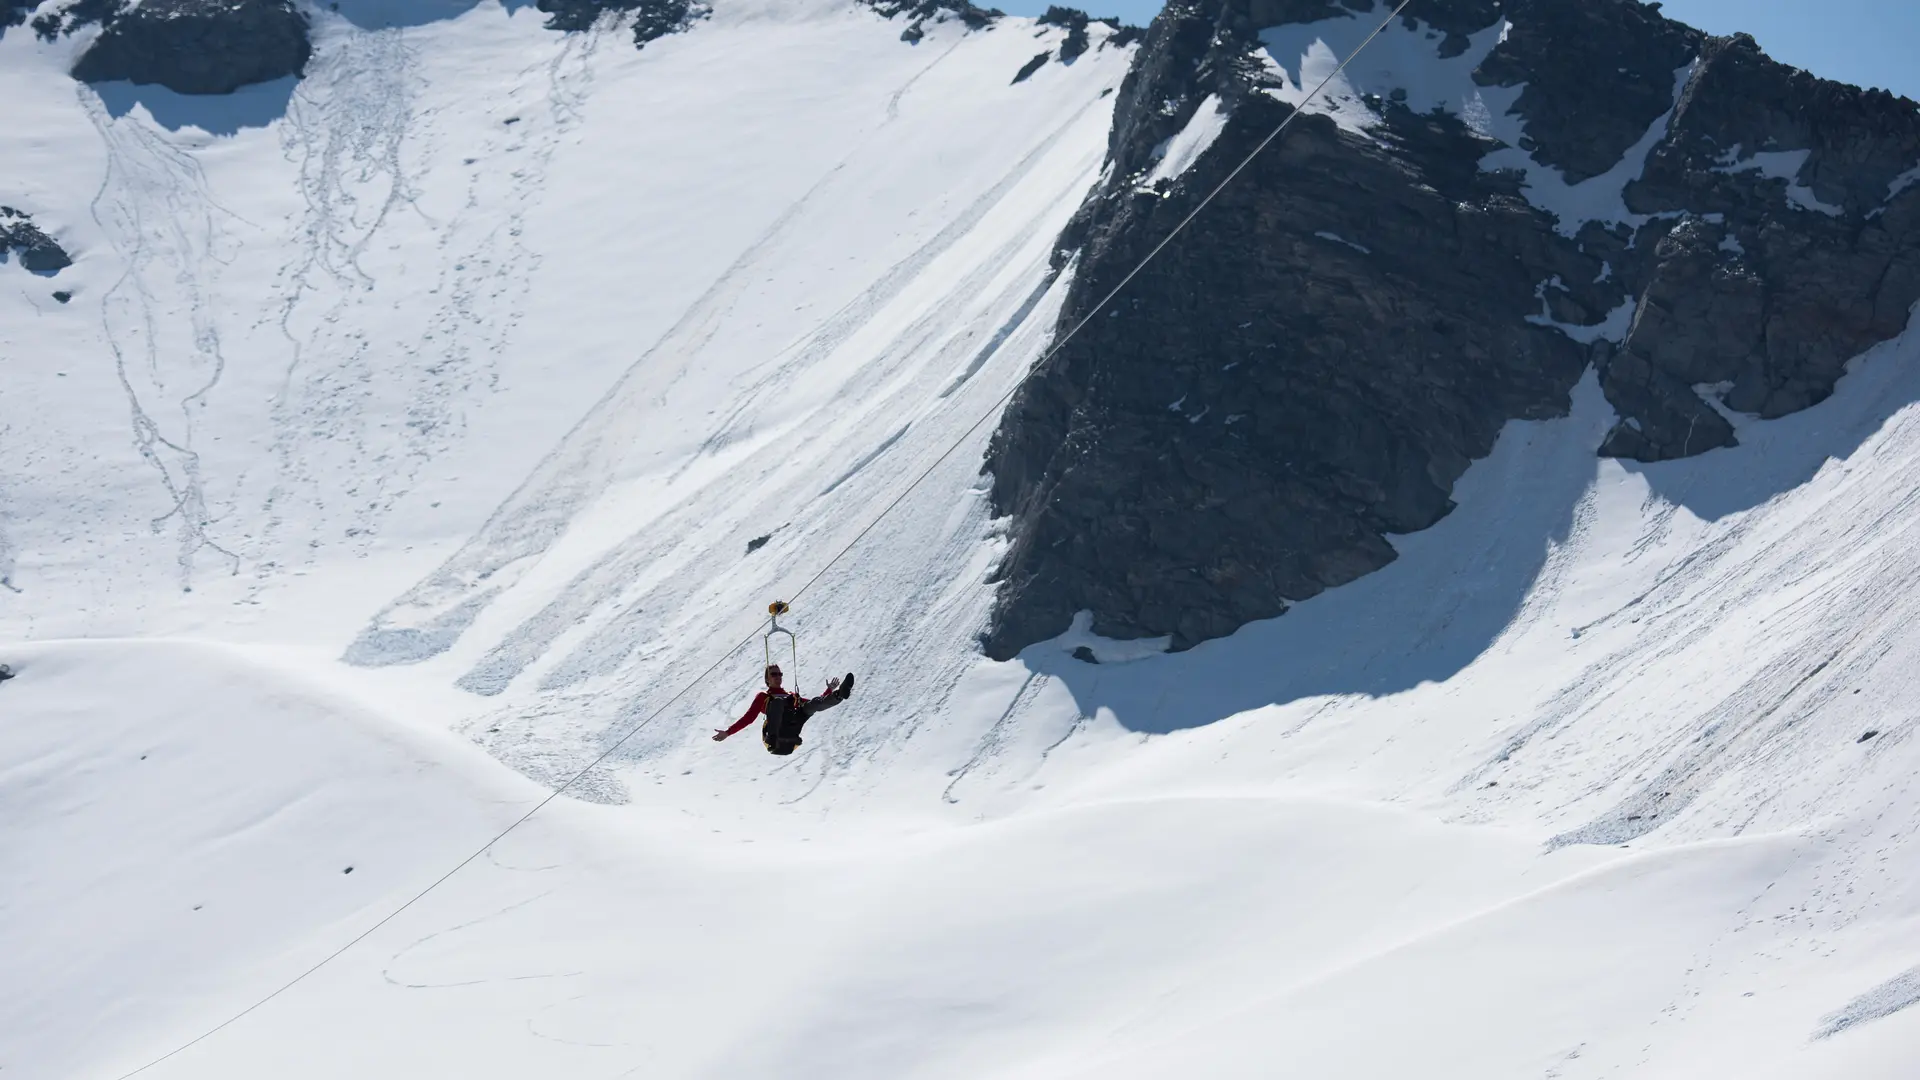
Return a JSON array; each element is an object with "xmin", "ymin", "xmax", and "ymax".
[
  {"xmin": 0, "ymin": 470, "xmax": 18, "ymax": 593},
  {"xmin": 84, "ymin": 88, "xmax": 244, "ymax": 591},
  {"xmin": 264, "ymin": 22, "xmax": 425, "ymax": 575},
  {"xmin": 262, "ymin": 17, "xmax": 602, "ymax": 583}
]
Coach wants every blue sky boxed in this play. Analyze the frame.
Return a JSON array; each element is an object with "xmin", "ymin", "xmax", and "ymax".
[{"xmin": 996, "ymin": 1, "xmax": 1919, "ymax": 101}]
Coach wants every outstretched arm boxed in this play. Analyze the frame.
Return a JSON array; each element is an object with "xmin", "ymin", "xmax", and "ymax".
[{"xmin": 713, "ymin": 692, "xmax": 767, "ymax": 741}]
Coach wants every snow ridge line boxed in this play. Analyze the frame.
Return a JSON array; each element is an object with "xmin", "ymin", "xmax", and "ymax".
[
  {"xmin": 111, "ymin": 4, "xmax": 1419, "ymax": 1072},
  {"xmin": 107, "ymin": 616, "xmax": 768, "ymax": 1080}
]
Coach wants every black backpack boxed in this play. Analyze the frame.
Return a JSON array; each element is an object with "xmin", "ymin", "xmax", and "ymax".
[{"xmin": 760, "ymin": 691, "xmax": 810, "ymax": 755}]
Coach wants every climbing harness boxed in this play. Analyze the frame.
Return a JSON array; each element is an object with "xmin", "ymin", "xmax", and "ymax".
[
  {"xmin": 760, "ymin": 690, "xmax": 809, "ymax": 756},
  {"xmin": 113, "ymin": 1, "xmax": 1419, "ymax": 1074}
]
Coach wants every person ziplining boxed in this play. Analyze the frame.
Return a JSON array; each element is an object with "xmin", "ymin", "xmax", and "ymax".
[
  {"xmin": 712, "ymin": 662, "xmax": 854, "ymax": 755},
  {"xmin": 712, "ymin": 600, "xmax": 855, "ymax": 755}
]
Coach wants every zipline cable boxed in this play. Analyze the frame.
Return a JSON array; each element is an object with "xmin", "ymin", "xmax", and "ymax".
[
  {"xmin": 112, "ymin": 2, "xmax": 1415, "ymax": 1074},
  {"xmin": 110, "ymin": 620, "xmax": 772, "ymax": 1079},
  {"xmin": 781, "ymin": 0, "xmax": 1416, "ymax": 609}
]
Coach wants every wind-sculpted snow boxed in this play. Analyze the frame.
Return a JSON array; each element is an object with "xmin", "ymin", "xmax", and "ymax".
[
  {"xmin": 404, "ymin": 94, "xmax": 1102, "ymax": 692},
  {"xmin": 0, "ymin": 641, "xmax": 535, "ymax": 1080},
  {"xmin": 347, "ymin": 43, "xmax": 1114, "ymax": 677}
]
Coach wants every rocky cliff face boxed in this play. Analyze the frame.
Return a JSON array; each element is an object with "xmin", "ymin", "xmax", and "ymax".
[
  {"xmin": 538, "ymin": 0, "xmax": 712, "ymax": 47},
  {"xmin": 982, "ymin": 0, "xmax": 1920, "ymax": 658},
  {"xmin": 61, "ymin": 0, "xmax": 311, "ymax": 95},
  {"xmin": 32, "ymin": 0, "xmax": 715, "ymax": 97},
  {"xmin": 0, "ymin": 207, "xmax": 71, "ymax": 273},
  {"xmin": 865, "ymin": 0, "xmax": 1002, "ymax": 40}
]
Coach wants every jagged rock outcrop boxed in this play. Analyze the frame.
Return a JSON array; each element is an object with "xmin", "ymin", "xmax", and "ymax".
[
  {"xmin": 63, "ymin": 0, "xmax": 310, "ymax": 95},
  {"xmin": 981, "ymin": 0, "xmax": 1920, "ymax": 658},
  {"xmin": 1038, "ymin": 6, "xmax": 1090, "ymax": 60},
  {"xmin": 538, "ymin": 0, "xmax": 711, "ymax": 48},
  {"xmin": 1599, "ymin": 32, "xmax": 1920, "ymax": 458},
  {"xmin": 864, "ymin": 0, "xmax": 1002, "ymax": 40},
  {"xmin": 30, "ymin": 0, "xmax": 120, "ymax": 39},
  {"xmin": 1008, "ymin": 8, "xmax": 1143, "ymax": 82},
  {"xmin": 1039, "ymin": 7, "xmax": 1143, "ymax": 57},
  {"xmin": 0, "ymin": 207, "xmax": 72, "ymax": 274}
]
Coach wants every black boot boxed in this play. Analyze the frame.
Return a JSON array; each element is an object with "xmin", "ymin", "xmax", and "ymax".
[{"xmin": 838, "ymin": 672, "xmax": 855, "ymax": 700}]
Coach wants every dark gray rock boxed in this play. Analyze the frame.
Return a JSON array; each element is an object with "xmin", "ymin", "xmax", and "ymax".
[
  {"xmin": 1011, "ymin": 52, "xmax": 1048, "ymax": 84},
  {"xmin": 1038, "ymin": 9, "xmax": 1142, "ymax": 57},
  {"xmin": 32, "ymin": 0, "xmax": 121, "ymax": 40},
  {"xmin": 1038, "ymin": 6, "xmax": 1090, "ymax": 62},
  {"xmin": 981, "ymin": 0, "xmax": 1920, "ymax": 658},
  {"xmin": 0, "ymin": 207, "xmax": 72, "ymax": 274},
  {"xmin": 984, "ymin": 103, "xmax": 1588, "ymax": 656},
  {"xmin": 1478, "ymin": 0, "xmax": 1701, "ymax": 183},
  {"xmin": 1100, "ymin": 19, "xmax": 1143, "ymax": 48},
  {"xmin": 537, "ymin": 0, "xmax": 711, "ymax": 48},
  {"xmin": 1601, "ymin": 32, "xmax": 1920, "ymax": 457},
  {"xmin": 68, "ymin": 0, "xmax": 310, "ymax": 95},
  {"xmin": 1593, "ymin": 219, "xmax": 1744, "ymax": 460},
  {"xmin": 862, "ymin": 0, "xmax": 1002, "ymax": 45}
]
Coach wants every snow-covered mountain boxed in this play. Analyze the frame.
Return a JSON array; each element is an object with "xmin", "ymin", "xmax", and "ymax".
[
  {"xmin": 5, "ymin": 1, "xmax": 1920, "ymax": 1077},
  {"xmin": 986, "ymin": 0, "xmax": 1920, "ymax": 655}
]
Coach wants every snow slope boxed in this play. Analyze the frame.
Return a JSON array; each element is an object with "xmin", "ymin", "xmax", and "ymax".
[{"xmin": 6, "ymin": 1, "xmax": 1920, "ymax": 1077}]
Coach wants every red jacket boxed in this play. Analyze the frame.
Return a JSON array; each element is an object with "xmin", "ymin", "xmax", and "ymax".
[{"xmin": 718, "ymin": 682, "xmax": 831, "ymax": 738}]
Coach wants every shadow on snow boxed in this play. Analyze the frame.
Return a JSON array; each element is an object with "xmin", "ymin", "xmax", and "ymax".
[
  {"xmin": 323, "ymin": 0, "xmax": 489, "ymax": 30},
  {"xmin": 92, "ymin": 77, "xmax": 298, "ymax": 135},
  {"xmin": 1625, "ymin": 326, "xmax": 1920, "ymax": 522},
  {"xmin": 1020, "ymin": 312, "xmax": 1920, "ymax": 735}
]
